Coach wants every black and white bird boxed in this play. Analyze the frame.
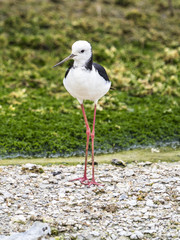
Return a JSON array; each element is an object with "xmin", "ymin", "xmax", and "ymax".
[{"xmin": 53, "ymin": 40, "xmax": 111, "ymax": 186}]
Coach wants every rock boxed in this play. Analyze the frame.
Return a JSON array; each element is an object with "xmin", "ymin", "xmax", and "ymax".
[
  {"xmin": 22, "ymin": 164, "xmax": 44, "ymax": 174},
  {"xmin": 177, "ymin": 207, "xmax": 180, "ymax": 213},
  {"xmin": 113, "ymin": 192, "xmax": 119, "ymax": 197},
  {"xmin": 130, "ymin": 231, "xmax": 144, "ymax": 239},
  {"xmin": 119, "ymin": 237, "xmax": 129, "ymax": 240},
  {"xmin": 138, "ymin": 161, "xmax": 152, "ymax": 166},
  {"xmin": 111, "ymin": 233, "xmax": 118, "ymax": 240},
  {"xmin": 0, "ymin": 196, "xmax": 4, "ymax": 204},
  {"xmin": 146, "ymin": 199, "xmax": 154, "ymax": 207},
  {"xmin": 58, "ymin": 188, "xmax": 66, "ymax": 198},
  {"xmin": 88, "ymin": 161, "xmax": 98, "ymax": 165},
  {"xmin": 0, "ymin": 191, "xmax": 13, "ymax": 199},
  {"xmin": 76, "ymin": 235, "xmax": 85, "ymax": 240},
  {"xmin": 151, "ymin": 148, "xmax": 160, "ymax": 153},
  {"xmin": 0, "ymin": 222, "xmax": 50, "ymax": 240},
  {"xmin": 152, "ymin": 183, "xmax": 166, "ymax": 193},
  {"xmin": 11, "ymin": 215, "xmax": 26, "ymax": 224},
  {"xmin": 128, "ymin": 200, "xmax": 137, "ymax": 207},
  {"xmin": 90, "ymin": 231, "xmax": 100, "ymax": 237},
  {"xmin": 134, "ymin": 231, "xmax": 144, "ymax": 239},
  {"xmin": 101, "ymin": 203, "xmax": 118, "ymax": 213},
  {"xmin": 111, "ymin": 159, "xmax": 126, "ymax": 167},
  {"xmin": 52, "ymin": 171, "xmax": 62, "ymax": 176},
  {"xmin": 124, "ymin": 169, "xmax": 135, "ymax": 177},
  {"xmin": 93, "ymin": 188, "xmax": 106, "ymax": 194},
  {"xmin": 143, "ymin": 229, "xmax": 156, "ymax": 234},
  {"xmin": 66, "ymin": 219, "xmax": 76, "ymax": 226},
  {"xmin": 119, "ymin": 194, "xmax": 128, "ymax": 201},
  {"xmin": 100, "ymin": 177, "xmax": 111, "ymax": 182},
  {"xmin": 14, "ymin": 209, "xmax": 23, "ymax": 215},
  {"xmin": 130, "ymin": 234, "xmax": 138, "ymax": 239},
  {"xmin": 119, "ymin": 231, "xmax": 131, "ymax": 237}
]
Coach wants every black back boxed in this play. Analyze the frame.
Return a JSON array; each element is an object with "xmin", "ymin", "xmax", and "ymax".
[{"xmin": 93, "ymin": 62, "xmax": 110, "ymax": 82}]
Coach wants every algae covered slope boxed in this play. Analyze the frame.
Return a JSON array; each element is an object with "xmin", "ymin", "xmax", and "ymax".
[{"xmin": 0, "ymin": 0, "xmax": 180, "ymax": 158}]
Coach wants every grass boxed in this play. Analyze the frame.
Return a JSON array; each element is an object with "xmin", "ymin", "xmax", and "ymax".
[
  {"xmin": 0, "ymin": 147, "xmax": 179, "ymax": 166},
  {"xmin": 0, "ymin": 0, "xmax": 180, "ymax": 159}
]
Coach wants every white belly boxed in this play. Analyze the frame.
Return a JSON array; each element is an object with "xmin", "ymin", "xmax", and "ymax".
[{"xmin": 63, "ymin": 66, "xmax": 111, "ymax": 104}]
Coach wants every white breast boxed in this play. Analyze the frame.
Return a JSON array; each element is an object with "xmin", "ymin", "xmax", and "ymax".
[{"xmin": 63, "ymin": 66, "xmax": 111, "ymax": 104}]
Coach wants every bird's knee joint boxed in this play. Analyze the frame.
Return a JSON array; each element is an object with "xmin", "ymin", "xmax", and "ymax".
[
  {"xmin": 91, "ymin": 132, "xmax": 95, "ymax": 139},
  {"xmin": 86, "ymin": 128, "xmax": 91, "ymax": 136}
]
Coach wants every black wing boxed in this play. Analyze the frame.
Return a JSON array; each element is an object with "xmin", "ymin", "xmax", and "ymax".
[
  {"xmin": 65, "ymin": 66, "xmax": 73, "ymax": 78},
  {"xmin": 93, "ymin": 62, "xmax": 110, "ymax": 82}
]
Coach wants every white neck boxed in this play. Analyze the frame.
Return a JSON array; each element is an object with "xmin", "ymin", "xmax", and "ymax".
[{"xmin": 73, "ymin": 59, "xmax": 86, "ymax": 68}]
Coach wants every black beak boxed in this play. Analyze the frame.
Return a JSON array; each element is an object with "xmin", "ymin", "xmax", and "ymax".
[{"xmin": 53, "ymin": 54, "xmax": 76, "ymax": 68}]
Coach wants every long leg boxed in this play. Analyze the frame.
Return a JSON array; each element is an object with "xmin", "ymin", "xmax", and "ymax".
[
  {"xmin": 85, "ymin": 104, "xmax": 102, "ymax": 186},
  {"xmin": 69, "ymin": 104, "xmax": 90, "ymax": 183}
]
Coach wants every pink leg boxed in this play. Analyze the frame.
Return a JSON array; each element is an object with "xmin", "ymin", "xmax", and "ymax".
[
  {"xmin": 69, "ymin": 104, "xmax": 90, "ymax": 183},
  {"xmin": 84, "ymin": 104, "xmax": 103, "ymax": 187}
]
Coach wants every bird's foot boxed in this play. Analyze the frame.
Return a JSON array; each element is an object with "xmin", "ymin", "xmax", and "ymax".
[
  {"xmin": 83, "ymin": 179, "xmax": 104, "ymax": 187},
  {"xmin": 69, "ymin": 176, "xmax": 89, "ymax": 184}
]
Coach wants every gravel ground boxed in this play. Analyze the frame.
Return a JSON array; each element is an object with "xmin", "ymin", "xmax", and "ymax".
[{"xmin": 0, "ymin": 161, "xmax": 180, "ymax": 240}]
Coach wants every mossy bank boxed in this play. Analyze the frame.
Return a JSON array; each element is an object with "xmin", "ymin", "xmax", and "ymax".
[{"xmin": 0, "ymin": 0, "xmax": 180, "ymax": 159}]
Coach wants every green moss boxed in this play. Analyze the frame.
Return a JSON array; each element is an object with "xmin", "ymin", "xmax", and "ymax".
[
  {"xmin": 0, "ymin": 0, "xmax": 180, "ymax": 159},
  {"xmin": 51, "ymin": 228, "xmax": 59, "ymax": 236}
]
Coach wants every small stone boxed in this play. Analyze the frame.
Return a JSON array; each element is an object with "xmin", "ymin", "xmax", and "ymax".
[
  {"xmin": 58, "ymin": 188, "xmax": 66, "ymax": 198},
  {"xmin": 101, "ymin": 203, "xmax": 118, "ymax": 212},
  {"xmin": 52, "ymin": 171, "xmax": 62, "ymax": 176},
  {"xmin": 11, "ymin": 215, "xmax": 26, "ymax": 224},
  {"xmin": 88, "ymin": 161, "xmax": 98, "ymax": 165},
  {"xmin": 100, "ymin": 177, "xmax": 111, "ymax": 182},
  {"xmin": 113, "ymin": 192, "xmax": 119, "ymax": 197},
  {"xmin": 119, "ymin": 237, "xmax": 129, "ymax": 240},
  {"xmin": 134, "ymin": 231, "xmax": 144, "ymax": 239},
  {"xmin": 111, "ymin": 159, "xmax": 126, "ymax": 167},
  {"xmin": 0, "ymin": 196, "xmax": 4, "ymax": 203},
  {"xmin": 128, "ymin": 200, "xmax": 137, "ymax": 206},
  {"xmin": 64, "ymin": 182, "xmax": 74, "ymax": 187},
  {"xmin": 138, "ymin": 161, "xmax": 152, "ymax": 166},
  {"xmin": 22, "ymin": 164, "xmax": 44, "ymax": 173},
  {"xmin": 1, "ymin": 191, "xmax": 13, "ymax": 199},
  {"xmin": 76, "ymin": 235, "xmax": 84, "ymax": 240},
  {"xmin": 143, "ymin": 229, "xmax": 156, "ymax": 234},
  {"xmin": 119, "ymin": 230, "xmax": 128, "ymax": 236},
  {"xmin": 163, "ymin": 204, "xmax": 171, "ymax": 209},
  {"xmin": 146, "ymin": 199, "xmax": 154, "ymax": 207},
  {"xmin": 125, "ymin": 169, "xmax": 135, "ymax": 177},
  {"xmin": 0, "ymin": 222, "xmax": 50, "ymax": 239},
  {"xmin": 119, "ymin": 194, "xmax": 128, "ymax": 201},
  {"xmin": 177, "ymin": 207, "xmax": 180, "ymax": 213},
  {"xmin": 151, "ymin": 148, "xmax": 160, "ymax": 153},
  {"xmin": 15, "ymin": 209, "xmax": 23, "ymax": 215},
  {"xmin": 90, "ymin": 231, "xmax": 100, "ymax": 237},
  {"xmin": 93, "ymin": 188, "xmax": 106, "ymax": 194},
  {"xmin": 66, "ymin": 219, "xmax": 76, "ymax": 226},
  {"xmin": 130, "ymin": 234, "xmax": 138, "ymax": 239},
  {"xmin": 111, "ymin": 233, "xmax": 118, "ymax": 240}
]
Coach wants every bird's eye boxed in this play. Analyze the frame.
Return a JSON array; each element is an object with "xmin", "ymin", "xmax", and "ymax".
[{"xmin": 81, "ymin": 50, "xmax": 85, "ymax": 53}]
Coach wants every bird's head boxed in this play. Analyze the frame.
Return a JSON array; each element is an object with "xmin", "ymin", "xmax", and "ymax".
[{"xmin": 53, "ymin": 40, "xmax": 92, "ymax": 68}]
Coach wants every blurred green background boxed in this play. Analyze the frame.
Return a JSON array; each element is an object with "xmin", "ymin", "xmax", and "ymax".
[{"xmin": 0, "ymin": 0, "xmax": 180, "ymax": 159}]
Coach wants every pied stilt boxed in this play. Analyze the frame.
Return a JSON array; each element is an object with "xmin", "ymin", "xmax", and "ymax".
[{"xmin": 53, "ymin": 40, "xmax": 111, "ymax": 186}]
